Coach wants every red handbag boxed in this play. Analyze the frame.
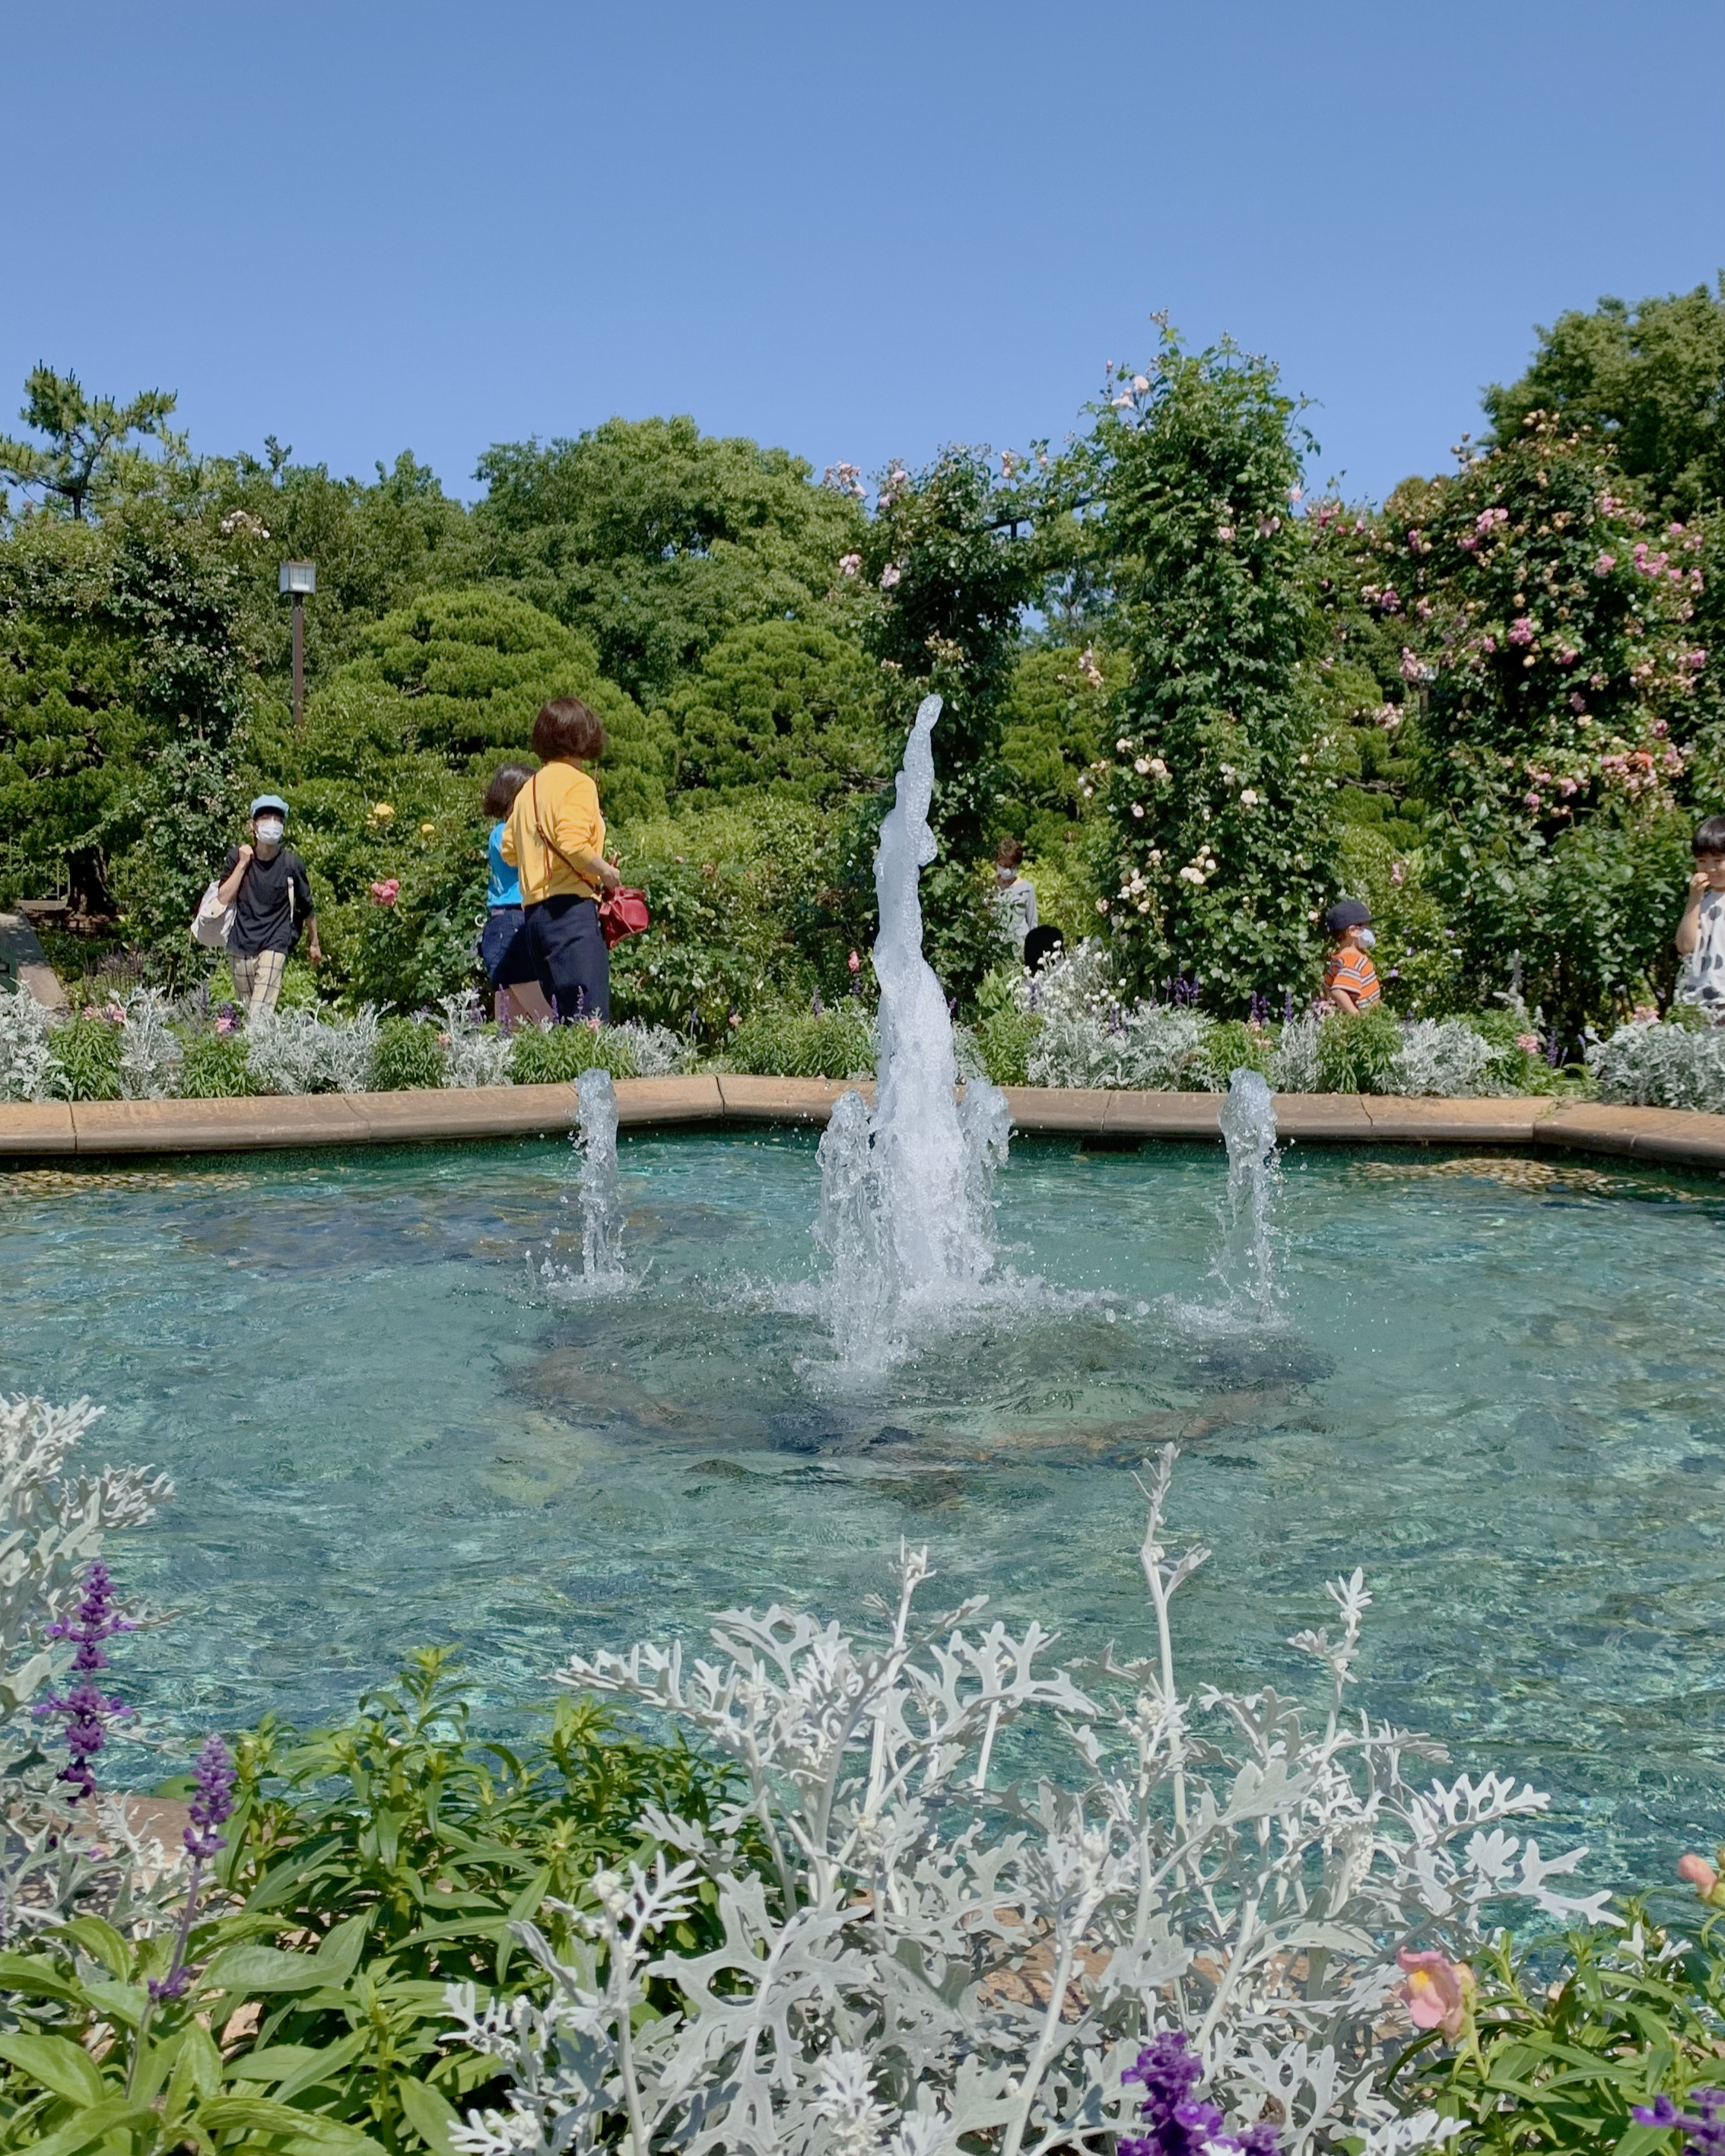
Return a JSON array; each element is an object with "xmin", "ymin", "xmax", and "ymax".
[
  {"xmin": 599, "ymin": 887, "xmax": 650, "ymax": 948},
  {"xmin": 531, "ymin": 772, "xmax": 650, "ymax": 949}
]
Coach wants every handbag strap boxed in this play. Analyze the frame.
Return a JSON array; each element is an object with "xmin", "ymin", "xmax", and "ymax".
[{"xmin": 531, "ymin": 770, "xmax": 599, "ymax": 897}]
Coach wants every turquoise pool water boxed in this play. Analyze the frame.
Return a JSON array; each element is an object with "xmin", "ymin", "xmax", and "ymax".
[{"xmin": 2, "ymin": 1131, "xmax": 1723, "ymax": 1888}]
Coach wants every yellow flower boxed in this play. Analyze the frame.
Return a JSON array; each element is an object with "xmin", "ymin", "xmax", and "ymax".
[
  {"xmin": 370, "ymin": 802, "xmax": 394, "ymax": 821},
  {"xmin": 420, "ymin": 822, "xmax": 436, "ymax": 835}
]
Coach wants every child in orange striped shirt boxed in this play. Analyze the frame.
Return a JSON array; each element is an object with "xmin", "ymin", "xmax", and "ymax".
[{"xmin": 1322, "ymin": 899, "xmax": 1381, "ymax": 1012}]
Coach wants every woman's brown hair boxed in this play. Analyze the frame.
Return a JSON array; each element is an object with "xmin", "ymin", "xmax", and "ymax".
[
  {"xmin": 532, "ymin": 697, "xmax": 606, "ymax": 764},
  {"xmin": 995, "ymin": 836, "xmax": 1025, "ymax": 870},
  {"xmin": 482, "ymin": 763, "xmax": 534, "ymax": 819}
]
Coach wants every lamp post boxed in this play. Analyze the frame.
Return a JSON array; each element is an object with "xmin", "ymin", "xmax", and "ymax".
[{"xmin": 278, "ymin": 560, "xmax": 316, "ymax": 727}]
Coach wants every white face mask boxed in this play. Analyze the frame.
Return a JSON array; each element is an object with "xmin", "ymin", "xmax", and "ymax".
[
  {"xmin": 1357, "ymin": 927, "xmax": 1377, "ymax": 949},
  {"xmin": 255, "ymin": 818, "xmax": 284, "ymax": 846}
]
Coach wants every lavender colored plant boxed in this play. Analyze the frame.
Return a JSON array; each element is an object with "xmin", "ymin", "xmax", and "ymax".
[
  {"xmin": 1634, "ymin": 2090, "xmax": 1725, "ymax": 2156},
  {"xmin": 35, "ymin": 1561, "xmax": 133, "ymax": 1802},
  {"xmin": 146, "ymin": 1734, "xmax": 235, "ymax": 2003}
]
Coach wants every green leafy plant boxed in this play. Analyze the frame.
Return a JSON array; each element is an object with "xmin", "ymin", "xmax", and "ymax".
[
  {"xmin": 726, "ymin": 1005, "xmax": 875, "ymax": 1079},
  {"xmin": 43, "ymin": 1014, "xmax": 122, "ymax": 1100},
  {"xmin": 371, "ymin": 1017, "xmax": 445, "ymax": 1091},
  {"xmin": 1316, "ymin": 1005, "xmax": 1403, "ymax": 1092},
  {"xmin": 176, "ymin": 1030, "xmax": 258, "ymax": 1098},
  {"xmin": 507, "ymin": 1023, "xmax": 639, "ymax": 1085},
  {"xmin": 1387, "ymin": 1904, "xmax": 1725, "ymax": 2154}
]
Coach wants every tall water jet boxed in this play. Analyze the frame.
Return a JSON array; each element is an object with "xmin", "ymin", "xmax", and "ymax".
[
  {"xmin": 573, "ymin": 1066, "xmax": 627, "ymax": 1288},
  {"xmin": 1214, "ymin": 1066, "xmax": 1282, "ymax": 1322},
  {"xmin": 813, "ymin": 694, "xmax": 1010, "ymax": 1362}
]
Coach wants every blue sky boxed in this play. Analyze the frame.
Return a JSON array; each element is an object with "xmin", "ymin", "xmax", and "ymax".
[{"xmin": 5, "ymin": 0, "xmax": 1721, "ymax": 508}]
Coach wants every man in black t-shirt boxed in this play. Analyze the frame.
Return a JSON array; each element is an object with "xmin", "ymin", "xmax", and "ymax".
[{"xmin": 215, "ymin": 793, "xmax": 321, "ymax": 1018}]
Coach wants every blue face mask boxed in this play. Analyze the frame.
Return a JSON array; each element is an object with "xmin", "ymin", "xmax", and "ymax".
[{"xmin": 1357, "ymin": 928, "xmax": 1377, "ymax": 949}]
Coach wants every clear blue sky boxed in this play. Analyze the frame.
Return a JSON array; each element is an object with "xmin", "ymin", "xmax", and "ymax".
[{"xmin": 5, "ymin": 0, "xmax": 1721, "ymax": 508}]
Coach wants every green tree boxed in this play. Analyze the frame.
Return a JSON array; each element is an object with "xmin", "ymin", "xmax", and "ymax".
[
  {"xmin": 472, "ymin": 416, "xmax": 863, "ymax": 705},
  {"xmin": 0, "ymin": 504, "xmax": 247, "ymax": 928},
  {"xmin": 0, "ymin": 366, "xmax": 182, "ymax": 522},
  {"xmin": 1483, "ymin": 281, "xmax": 1725, "ymax": 517},
  {"xmin": 319, "ymin": 586, "xmax": 670, "ymax": 821},
  {"xmin": 1088, "ymin": 331, "xmax": 1335, "ymax": 1006},
  {"xmin": 669, "ymin": 618, "xmax": 882, "ymax": 805},
  {"xmin": 208, "ymin": 443, "xmax": 480, "ymax": 693},
  {"xmin": 859, "ymin": 446, "xmax": 1038, "ymax": 862}
]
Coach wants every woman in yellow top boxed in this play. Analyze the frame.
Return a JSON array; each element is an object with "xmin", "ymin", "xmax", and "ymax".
[{"xmin": 500, "ymin": 697, "xmax": 622, "ymax": 1024}]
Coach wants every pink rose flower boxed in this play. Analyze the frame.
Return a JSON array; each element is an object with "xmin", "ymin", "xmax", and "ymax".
[
  {"xmin": 1396, "ymin": 1948, "xmax": 1475, "ymax": 2042},
  {"xmin": 1679, "ymin": 1853, "xmax": 1725, "ymax": 1905},
  {"xmin": 847, "ymin": 950, "xmax": 860, "ymax": 973},
  {"xmin": 1593, "ymin": 554, "xmax": 1615, "ymax": 576},
  {"xmin": 1507, "ymin": 617, "xmax": 1536, "ymax": 646},
  {"xmin": 369, "ymin": 878, "xmax": 400, "ymax": 907},
  {"xmin": 1516, "ymin": 1033, "xmax": 1541, "ymax": 1053}
]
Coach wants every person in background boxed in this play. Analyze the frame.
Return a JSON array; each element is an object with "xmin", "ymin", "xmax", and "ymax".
[
  {"xmin": 1321, "ymin": 898, "xmax": 1380, "ymax": 1013},
  {"xmin": 500, "ymin": 697, "xmax": 621, "ymax": 1024},
  {"xmin": 994, "ymin": 837, "xmax": 1038, "ymax": 953},
  {"xmin": 214, "ymin": 793, "xmax": 319, "ymax": 1020},
  {"xmin": 478, "ymin": 764, "xmax": 551, "ymax": 1026},
  {"xmin": 1674, "ymin": 813, "xmax": 1725, "ymax": 1020}
]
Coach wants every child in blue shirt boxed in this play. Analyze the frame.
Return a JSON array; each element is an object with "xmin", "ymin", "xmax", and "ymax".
[{"xmin": 479, "ymin": 765, "xmax": 551, "ymax": 1024}]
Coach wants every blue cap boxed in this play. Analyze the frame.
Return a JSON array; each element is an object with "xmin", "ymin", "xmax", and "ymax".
[{"xmin": 249, "ymin": 794, "xmax": 289, "ymax": 819}]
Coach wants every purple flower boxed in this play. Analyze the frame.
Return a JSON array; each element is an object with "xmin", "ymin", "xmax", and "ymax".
[
  {"xmin": 148, "ymin": 1734, "xmax": 236, "ymax": 2003},
  {"xmin": 183, "ymin": 1734, "xmax": 235, "ymax": 1863},
  {"xmin": 1633, "ymin": 2089, "xmax": 1725, "ymax": 2155},
  {"xmin": 36, "ymin": 1563, "xmax": 135, "ymax": 1802},
  {"xmin": 1120, "ymin": 2032, "xmax": 1279, "ymax": 2156}
]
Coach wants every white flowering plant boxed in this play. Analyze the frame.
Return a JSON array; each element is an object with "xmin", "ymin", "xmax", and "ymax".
[{"xmin": 451, "ymin": 1446, "xmax": 1607, "ymax": 2156}]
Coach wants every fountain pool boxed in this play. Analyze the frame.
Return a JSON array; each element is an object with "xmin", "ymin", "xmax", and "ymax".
[{"xmin": 2, "ymin": 1129, "xmax": 1723, "ymax": 1885}]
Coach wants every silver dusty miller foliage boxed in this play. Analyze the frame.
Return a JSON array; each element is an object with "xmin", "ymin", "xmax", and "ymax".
[
  {"xmin": 0, "ymin": 986, "xmax": 55, "ymax": 1104},
  {"xmin": 451, "ymin": 1446, "xmax": 1607, "ymax": 2156},
  {"xmin": 0, "ymin": 1396, "xmax": 176, "ymax": 1942},
  {"xmin": 1588, "ymin": 1017, "xmax": 1725, "ymax": 1113}
]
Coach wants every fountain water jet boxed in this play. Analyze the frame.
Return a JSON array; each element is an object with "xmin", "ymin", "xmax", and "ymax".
[
  {"xmin": 538, "ymin": 1066, "xmax": 630, "ymax": 1297},
  {"xmin": 813, "ymin": 696, "xmax": 1011, "ymax": 1364},
  {"xmin": 1213, "ymin": 1066, "xmax": 1282, "ymax": 1323}
]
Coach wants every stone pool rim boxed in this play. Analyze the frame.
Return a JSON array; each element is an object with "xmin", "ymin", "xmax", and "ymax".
[{"xmin": 2, "ymin": 1076, "xmax": 1722, "ymax": 1170}]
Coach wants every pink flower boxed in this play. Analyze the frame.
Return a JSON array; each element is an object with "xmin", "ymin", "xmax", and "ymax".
[
  {"xmin": 878, "ymin": 564, "xmax": 902, "ymax": 590},
  {"xmin": 369, "ymin": 878, "xmax": 400, "ymax": 907},
  {"xmin": 847, "ymin": 950, "xmax": 860, "ymax": 973},
  {"xmin": 1593, "ymin": 554, "xmax": 1615, "ymax": 576},
  {"xmin": 1457, "ymin": 532, "xmax": 1479, "ymax": 551},
  {"xmin": 1475, "ymin": 506, "xmax": 1508, "ymax": 533},
  {"xmin": 1396, "ymin": 1948, "xmax": 1474, "ymax": 2042},
  {"xmin": 1399, "ymin": 647, "xmax": 1424, "ymax": 682},
  {"xmin": 1684, "ymin": 649, "xmax": 1708, "ymax": 672},
  {"xmin": 1679, "ymin": 1853, "xmax": 1725, "ymax": 1905},
  {"xmin": 838, "ymin": 552, "xmax": 862, "ymax": 577},
  {"xmin": 1507, "ymin": 617, "xmax": 1536, "ymax": 646},
  {"xmin": 1555, "ymin": 647, "xmax": 1577, "ymax": 667},
  {"xmin": 1524, "ymin": 791, "xmax": 1542, "ymax": 811},
  {"xmin": 1390, "ymin": 861, "xmax": 1406, "ymax": 887},
  {"xmin": 1516, "ymin": 1033, "xmax": 1541, "ymax": 1054}
]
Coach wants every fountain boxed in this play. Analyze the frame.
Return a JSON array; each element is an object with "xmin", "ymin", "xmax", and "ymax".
[
  {"xmin": 1213, "ymin": 1066, "xmax": 1282, "ymax": 1323},
  {"xmin": 813, "ymin": 695, "xmax": 1012, "ymax": 1365},
  {"xmin": 539, "ymin": 1065, "xmax": 629, "ymax": 1297}
]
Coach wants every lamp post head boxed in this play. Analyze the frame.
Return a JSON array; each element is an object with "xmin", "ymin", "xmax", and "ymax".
[{"xmin": 278, "ymin": 560, "xmax": 316, "ymax": 596}]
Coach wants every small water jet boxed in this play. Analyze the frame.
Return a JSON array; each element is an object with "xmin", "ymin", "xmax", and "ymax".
[
  {"xmin": 1213, "ymin": 1066, "xmax": 1282, "ymax": 1323},
  {"xmin": 540, "ymin": 1066, "xmax": 630, "ymax": 1297},
  {"xmin": 813, "ymin": 695, "xmax": 1012, "ymax": 1366}
]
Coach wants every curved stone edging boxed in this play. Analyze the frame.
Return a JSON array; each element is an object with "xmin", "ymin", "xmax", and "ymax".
[{"xmin": 0, "ymin": 1078, "xmax": 1721, "ymax": 1170}]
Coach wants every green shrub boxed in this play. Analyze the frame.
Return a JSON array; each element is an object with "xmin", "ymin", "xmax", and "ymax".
[
  {"xmin": 509, "ymin": 1022, "xmax": 639, "ymax": 1085},
  {"xmin": 1204, "ymin": 1017, "xmax": 1274, "ymax": 1089},
  {"xmin": 1316, "ymin": 1005, "xmax": 1402, "ymax": 1092},
  {"xmin": 728, "ymin": 1006, "xmax": 875, "ymax": 1079},
  {"xmin": 44, "ymin": 1015, "xmax": 122, "ymax": 1100},
  {"xmin": 177, "ymin": 1031, "xmax": 256, "ymax": 1097},
  {"xmin": 974, "ymin": 1005, "xmax": 1040, "ymax": 1085},
  {"xmin": 372, "ymin": 1014, "xmax": 446, "ymax": 1091}
]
